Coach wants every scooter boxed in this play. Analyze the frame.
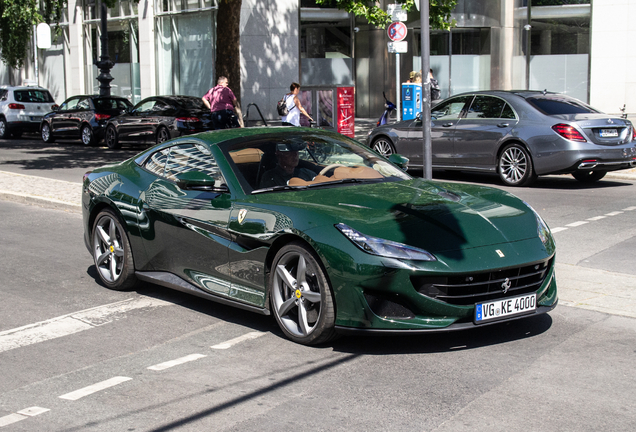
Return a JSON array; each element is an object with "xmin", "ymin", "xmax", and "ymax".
[{"xmin": 377, "ymin": 92, "xmax": 396, "ymax": 126}]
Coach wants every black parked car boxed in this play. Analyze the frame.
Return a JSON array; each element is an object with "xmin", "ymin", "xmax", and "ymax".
[
  {"xmin": 41, "ymin": 95, "xmax": 132, "ymax": 145},
  {"xmin": 103, "ymin": 96, "xmax": 215, "ymax": 149}
]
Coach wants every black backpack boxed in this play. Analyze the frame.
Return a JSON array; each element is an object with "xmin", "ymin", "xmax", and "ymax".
[{"xmin": 277, "ymin": 94, "xmax": 289, "ymax": 116}]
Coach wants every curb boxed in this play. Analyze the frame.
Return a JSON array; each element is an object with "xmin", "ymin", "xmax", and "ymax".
[{"xmin": 0, "ymin": 190, "xmax": 82, "ymax": 214}]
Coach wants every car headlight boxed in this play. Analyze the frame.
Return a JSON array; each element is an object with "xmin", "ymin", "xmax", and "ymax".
[
  {"xmin": 523, "ymin": 202, "xmax": 552, "ymax": 246},
  {"xmin": 336, "ymin": 223, "xmax": 436, "ymax": 261}
]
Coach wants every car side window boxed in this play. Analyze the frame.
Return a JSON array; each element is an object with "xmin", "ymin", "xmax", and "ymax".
[
  {"xmin": 431, "ymin": 96, "xmax": 473, "ymax": 120},
  {"xmin": 144, "ymin": 148, "xmax": 171, "ymax": 177},
  {"xmin": 60, "ymin": 98, "xmax": 80, "ymax": 112},
  {"xmin": 500, "ymin": 103, "xmax": 516, "ymax": 119},
  {"xmin": 466, "ymin": 96, "xmax": 507, "ymax": 119},
  {"xmin": 77, "ymin": 98, "xmax": 90, "ymax": 110},
  {"xmin": 134, "ymin": 100, "xmax": 156, "ymax": 114},
  {"xmin": 163, "ymin": 144, "xmax": 225, "ymax": 187},
  {"xmin": 0, "ymin": 89, "xmax": 7, "ymax": 101}
]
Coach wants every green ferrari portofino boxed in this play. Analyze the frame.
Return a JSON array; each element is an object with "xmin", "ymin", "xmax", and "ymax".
[{"xmin": 82, "ymin": 127, "xmax": 557, "ymax": 345}]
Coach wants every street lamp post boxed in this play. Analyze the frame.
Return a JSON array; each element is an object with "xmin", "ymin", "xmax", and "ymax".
[
  {"xmin": 95, "ymin": 2, "xmax": 114, "ymax": 97},
  {"xmin": 420, "ymin": 0, "xmax": 432, "ymax": 180}
]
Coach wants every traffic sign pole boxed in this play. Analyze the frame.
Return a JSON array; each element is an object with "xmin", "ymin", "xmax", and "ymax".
[{"xmin": 387, "ymin": 18, "xmax": 408, "ymax": 124}]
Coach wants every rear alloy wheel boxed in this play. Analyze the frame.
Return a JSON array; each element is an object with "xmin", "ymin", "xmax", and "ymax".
[
  {"xmin": 572, "ymin": 170, "xmax": 607, "ymax": 183},
  {"xmin": 81, "ymin": 125, "xmax": 95, "ymax": 146},
  {"xmin": 372, "ymin": 137, "xmax": 395, "ymax": 157},
  {"xmin": 105, "ymin": 125, "xmax": 121, "ymax": 149},
  {"xmin": 41, "ymin": 122, "xmax": 55, "ymax": 143},
  {"xmin": 269, "ymin": 243, "xmax": 336, "ymax": 345},
  {"xmin": 92, "ymin": 208, "xmax": 138, "ymax": 290},
  {"xmin": 156, "ymin": 127, "xmax": 170, "ymax": 144},
  {"xmin": 498, "ymin": 144, "xmax": 537, "ymax": 186},
  {"xmin": 0, "ymin": 118, "xmax": 7, "ymax": 139}
]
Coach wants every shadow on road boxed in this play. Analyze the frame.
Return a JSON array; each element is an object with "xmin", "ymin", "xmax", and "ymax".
[{"xmin": 0, "ymin": 135, "xmax": 148, "ymax": 171}]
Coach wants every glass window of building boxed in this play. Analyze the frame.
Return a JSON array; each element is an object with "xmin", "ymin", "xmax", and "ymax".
[{"xmin": 155, "ymin": 0, "xmax": 216, "ymax": 97}]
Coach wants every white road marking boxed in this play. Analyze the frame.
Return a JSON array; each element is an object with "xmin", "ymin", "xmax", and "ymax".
[
  {"xmin": 211, "ymin": 331, "xmax": 266, "ymax": 349},
  {"xmin": 566, "ymin": 221, "xmax": 588, "ymax": 227},
  {"xmin": 623, "ymin": 206, "xmax": 636, "ymax": 211},
  {"xmin": 16, "ymin": 407, "xmax": 49, "ymax": 417},
  {"xmin": 587, "ymin": 216, "xmax": 606, "ymax": 221},
  {"xmin": 0, "ymin": 413, "xmax": 27, "ymax": 427},
  {"xmin": 59, "ymin": 376, "xmax": 132, "ymax": 401},
  {"xmin": 605, "ymin": 211, "xmax": 623, "ymax": 216},
  {"xmin": 550, "ymin": 227, "xmax": 568, "ymax": 233},
  {"xmin": 147, "ymin": 354, "xmax": 207, "ymax": 371},
  {"xmin": 0, "ymin": 297, "xmax": 171, "ymax": 353}
]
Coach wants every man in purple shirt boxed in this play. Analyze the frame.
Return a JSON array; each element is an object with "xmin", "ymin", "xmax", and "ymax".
[{"xmin": 202, "ymin": 76, "xmax": 243, "ymax": 129}]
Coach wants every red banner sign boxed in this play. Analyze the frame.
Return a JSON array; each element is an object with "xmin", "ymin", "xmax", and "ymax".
[{"xmin": 337, "ymin": 87, "xmax": 355, "ymax": 138}]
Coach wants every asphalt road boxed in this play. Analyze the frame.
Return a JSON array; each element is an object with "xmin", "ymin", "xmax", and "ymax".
[{"xmin": 1, "ymin": 134, "xmax": 636, "ymax": 431}]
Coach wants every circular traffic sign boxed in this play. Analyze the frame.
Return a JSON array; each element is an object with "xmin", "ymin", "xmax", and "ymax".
[{"xmin": 387, "ymin": 22, "xmax": 407, "ymax": 42}]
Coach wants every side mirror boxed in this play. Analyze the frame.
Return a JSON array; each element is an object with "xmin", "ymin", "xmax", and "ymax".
[
  {"xmin": 175, "ymin": 171, "xmax": 229, "ymax": 192},
  {"xmin": 51, "ymin": 104, "xmax": 59, "ymax": 112},
  {"xmin": 416, "ymin": 111, "xmax": 422, "ymax": 121},
  {"xmin": 389, "ymin": 154, "xmax": 409, "ymax": 171}
]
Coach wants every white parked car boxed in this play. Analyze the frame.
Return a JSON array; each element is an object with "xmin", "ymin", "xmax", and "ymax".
[{"xmin": 0, "ymin": 85, "xmax": 57, "ymax": 139}]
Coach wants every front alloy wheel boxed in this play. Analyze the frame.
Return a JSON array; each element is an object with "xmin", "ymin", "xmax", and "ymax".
[
  {"xmin": 92, "ymin": 209, "xmax": 137, "ymax": 290},
  {"xmin": 81, "ymin": 125, "xmax": 94, "ymax": 146},
  {"xmin": 41, "ymin": 123, "xmax": 55, "ymax": 143},
  {"xmin": 372, "ymin": 137, "xmax": 395, "ymax": 157},
  {"xmin": 498, "ymin": 144, "xmax": 536, "ymax": 186},
  {"xmin": 156, "ymin": 127, "xmax": 170, "ymax": 144},
  {"xmin": 0, "ymin": 118, "xmax": 7, "ymax": 139},
  {"xmin": 105, "ymin": 125, "xmax": 120, "ymax": 149},
  {"xmin": 270, "ymin": 243, "xmax": 336, "ymax": 345}
]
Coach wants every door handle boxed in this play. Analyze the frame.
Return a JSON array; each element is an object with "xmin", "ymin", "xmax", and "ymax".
[
  {"xmin": 497, "ymin": 123, "xmax": 510, "ymax": 128},
  {"xmin": 442, "ymin": 123, "xmax": 454, "ymax": 127}
]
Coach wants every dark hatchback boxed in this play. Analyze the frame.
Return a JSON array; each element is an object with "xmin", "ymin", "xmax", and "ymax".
[
  {"xmin": 103, "ymin": 95, "xmax": 215, "ymax": 149},
  {"xmin": 41, "ymin": 95, "xmax": 132, "ymax": 145}
]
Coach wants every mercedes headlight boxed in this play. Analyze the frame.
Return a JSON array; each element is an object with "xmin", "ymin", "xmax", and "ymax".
[{"xmin": 336, "ymin": 223, "xmax": 436, "ymax": 261}]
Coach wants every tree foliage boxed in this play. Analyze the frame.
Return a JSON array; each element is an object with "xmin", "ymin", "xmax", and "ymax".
[{"xmin": 316, "ymin": 0, "xmax": 457, "ymax": 30}]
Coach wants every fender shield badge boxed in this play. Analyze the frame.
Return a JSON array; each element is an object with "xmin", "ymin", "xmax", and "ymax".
[{"xmin": 238, "ymin": 209, "xmax": 248, "ymax": 224}]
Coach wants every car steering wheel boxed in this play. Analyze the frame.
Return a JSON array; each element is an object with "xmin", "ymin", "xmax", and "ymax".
[{"xmin": 319, "ymin": 163, "xmax": 346, "ymax": 176}]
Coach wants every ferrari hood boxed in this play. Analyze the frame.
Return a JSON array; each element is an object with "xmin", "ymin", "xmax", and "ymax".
[{"xmin": 256, "ymin": 179, "xmax": 541, "ymax": 254}]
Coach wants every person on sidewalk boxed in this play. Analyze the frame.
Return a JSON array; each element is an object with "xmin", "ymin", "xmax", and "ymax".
[
  {"xmin": 280, "ymin": 82, "xmax": 314, "ymax": 126},
  {"xmin": 202, "ymin": 76, "xmax": 244, "ymax": 129}
]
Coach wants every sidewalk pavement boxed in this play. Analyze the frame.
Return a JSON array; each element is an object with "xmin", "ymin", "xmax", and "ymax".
[{"xmin": 2, "ymin": 151, "xmax": 636, "ymax": 321}]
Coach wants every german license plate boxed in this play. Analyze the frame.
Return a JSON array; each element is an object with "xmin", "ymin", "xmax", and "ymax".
[
  {"xmin": 475, "ymin": 294, "xmax": 536, "ymax": 323},
  {"xmin": 599, "ymin": 129, "xmax": 618, "ymax": 137}
]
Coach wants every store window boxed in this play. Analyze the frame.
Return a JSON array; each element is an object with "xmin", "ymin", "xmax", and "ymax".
[
  {"xmin": 155, "ymin": 0, "xmax": 216, "ymax": 96},
  {"xmin": 84, "ymin": 2, "xmax": 140, "ymax": 104},
  {"xmin": 300, "ymin": 2, "xmax": 353, "ymax": 85}
]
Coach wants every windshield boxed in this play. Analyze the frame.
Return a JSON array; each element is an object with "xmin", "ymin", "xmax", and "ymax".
[
  {"xmin": 526, "ymin": 96, "xmax": 600, "ymax": 115},
  {"xmin": 222, "ymin": 132, "xmax": 411, "ymax": 194},
  {"xmin": 172, "ymin": 97, "xmax": 206, "ymax": 110},
  {"xmin": 94, "ymin": 98, "xmax": 132, "ymax": 110}
]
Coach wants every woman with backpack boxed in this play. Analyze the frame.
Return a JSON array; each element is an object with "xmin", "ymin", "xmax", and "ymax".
[{"xmin": 280, "ymin": 82, "xmax": 313, "ymax": 126}]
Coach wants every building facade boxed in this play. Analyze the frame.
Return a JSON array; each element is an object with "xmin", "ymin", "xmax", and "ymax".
[{"xmin": 1, "ymin": 0, "xmax": 634, "ymax": 120}]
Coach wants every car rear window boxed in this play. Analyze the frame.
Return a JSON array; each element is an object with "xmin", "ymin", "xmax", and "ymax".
[
  {"xmin": 13, "ymin": 89, "xmax": 54, "ymax": 103},
  {"xmin": 93, "ymin": 98, "xmax": 132, "ymax": 110},
  {"xmin": 172, "ymin": 97, "xmax": 206, "ymax": 110},
  {"xmin": 526, "ymin": 97, "xmax": 600, "ymax": 115}
]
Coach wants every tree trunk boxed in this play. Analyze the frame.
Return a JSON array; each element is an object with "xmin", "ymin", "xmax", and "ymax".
[{"xmin": 215, "ymin": 0, "xmax": 242, "ymax": 104}]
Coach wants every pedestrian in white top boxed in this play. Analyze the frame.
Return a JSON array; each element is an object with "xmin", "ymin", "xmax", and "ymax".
[{"xmin": 281, "ymin": 82, "xmax": 314, "ymax": 126}]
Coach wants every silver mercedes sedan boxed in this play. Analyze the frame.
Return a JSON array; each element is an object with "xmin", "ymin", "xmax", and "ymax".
[{"xmin": 367, "ymin": 91, "xmax": 636, "ymax": 186}]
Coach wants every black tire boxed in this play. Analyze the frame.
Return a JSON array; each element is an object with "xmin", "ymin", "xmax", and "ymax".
[
  {"xmin": 91, "ymin": 208, "xmax": 138, "ymax": 291},
  {"xmin": 498, "ymin": 144, "xmax": 537, "ymax": 187},
  {"xmin": 105, "ymin": 125, "xmax": 121, "ymax": 149},
  {"xmin": 41, "ymin": 122, "xmax": 55, "ymax": 143},
  {"xmin": 269, "ymin": 242, "xmax": 336, "ymax": 345},
  {"xmin": 156, "ymin": 126, "xmax": 170, "ymax": 145},
  {"xmin": 371, "ymin": 137, "xmax": 395, "ymax": 157},
  {"xmin": 0, "ymin": 118, "xmax": 8, "ymax": 139},
  {"xmin": 572, "ymin": 170, "xmax": 607, "ymax": 183},
  {"xmin": 81, "ymin": 124, "xmax": 95, "ymax": 146}
]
